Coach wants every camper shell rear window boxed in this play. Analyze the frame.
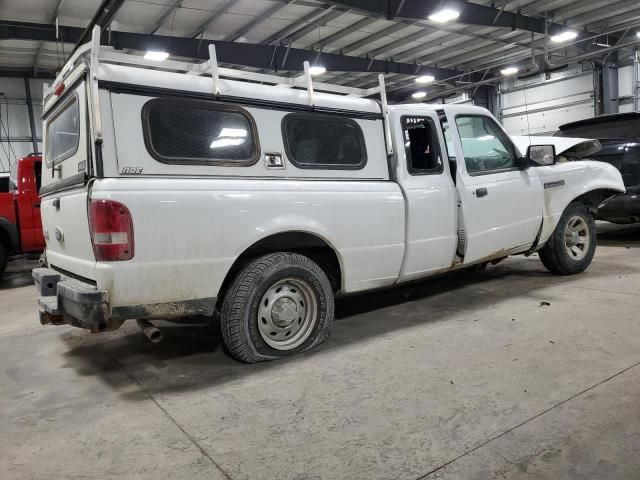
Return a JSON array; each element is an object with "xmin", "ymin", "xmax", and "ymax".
[
  {"xmin": 142, "ymin": 98, "xmax": 260, "ymax": 166},
  {"xmin": 282, "ymin": 113, "xmax": 367, "ymax": 169},
  {"xmin": 45, "ymin": 93, "xmax": 80, "ymax": 165}
]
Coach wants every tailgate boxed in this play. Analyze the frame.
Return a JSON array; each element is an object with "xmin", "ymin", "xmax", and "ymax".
[{"xmin": 41, "ymin": 78, "xmax": 96, "ymax": 280}]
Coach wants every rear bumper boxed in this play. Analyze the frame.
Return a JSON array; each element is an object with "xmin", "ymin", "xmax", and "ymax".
[
  {"xmin": 33, "ymin": 267, "xmax": 217, "ymax": 332},
  {"xmin": 33, "ymin": 267, "xmax": 116, "ymax": 332}
]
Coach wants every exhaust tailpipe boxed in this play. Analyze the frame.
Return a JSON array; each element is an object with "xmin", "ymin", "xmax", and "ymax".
[{"xmin": 136, "ymin": 319, "xmax": 163, "ymax": 343}]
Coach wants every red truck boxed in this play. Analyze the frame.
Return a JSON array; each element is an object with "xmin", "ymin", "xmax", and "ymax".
[{"xmin": 0, "ymin": 154, "xmax": 45, "ymax": 276}]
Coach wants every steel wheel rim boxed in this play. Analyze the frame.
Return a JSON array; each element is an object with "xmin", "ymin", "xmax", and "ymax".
[
  {"xmin": 257, "ymin": 277, "xmax": 318, "ymax": 351},
  {"xmin": 564, "ymin": 215, "xmax": 590, "ymax": 261}
]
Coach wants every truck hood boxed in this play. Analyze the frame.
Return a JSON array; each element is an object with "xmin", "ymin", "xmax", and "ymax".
[{"xmin": 511, "ymin": 136, "xmax": 602, "ymax": 159}]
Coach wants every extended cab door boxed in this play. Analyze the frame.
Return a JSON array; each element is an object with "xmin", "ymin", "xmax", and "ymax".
[
  {"xmin": 392, "ymin": 111, "xmax": 458, "ymax": 282},
  {"xmin": 447, "ymin": 112, "xmax": 543, "ymax": 264}
]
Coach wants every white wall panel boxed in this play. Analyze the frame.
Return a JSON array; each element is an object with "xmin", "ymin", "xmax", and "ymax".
[
  {"xmin": 619, "ymin": 102, "xmax": 635, "ymax": 113},
  {"xmin": 502, "ymin": 103, "xmax": 595, "ymax": 136},
  {"xmin": 0, "ymin": 142, "xmax": 42, "ymax": 172},
  {"xmin": 501, "ymin": 63, "xmax": 639, "ymax": 136},
  {"xmin": 500, "ymin": 70, "xmax": 595, "ymax": 135},
  {"xmin": 0, "ymin": 76, "xmax": 44, "ymax": 173},
  {"xmin": 618, "ymin": 65, "xmax": 634, "ymax": 97}
]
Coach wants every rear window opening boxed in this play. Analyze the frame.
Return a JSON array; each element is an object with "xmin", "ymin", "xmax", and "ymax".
[
  {"xmin": 402, "ymin": 116, "xmax": 444, "ymax": 174},
  {"xmin": 45, "ymin": 94, "xmax": 80, "ymax": 165}
]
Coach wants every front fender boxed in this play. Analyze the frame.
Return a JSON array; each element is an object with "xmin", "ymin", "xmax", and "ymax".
[{"xmin": 537, "ymin": 161, "xmax": 625, "ymax": 242}]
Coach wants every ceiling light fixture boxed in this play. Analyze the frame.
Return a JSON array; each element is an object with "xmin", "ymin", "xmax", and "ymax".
[
  {"xmin": 412, "ymin": 91, "xmax": 427, "ymax": 100},
  {"xmin": 550, "ymin": 31, "xmax": 578, "ymax": 43},
  {"xmin": 428, "ymin": 8, "xmax": 460, "ymax": 24},
  {"xmin": 308, "ymin": 65, "xmax": 326, "ymax": 76},
  {"xmin": 636, "ymin": 31, "xmax": 640, "ymax": 38},
  {"xmin": 415, "ymin": 75, "xmax": 435, "ymax": 84},
  {"xmin": 500, "ymin": 67, "xmax": 519, "ymax": 76},
  {"xmin": 144, "ymin": 50, "xmax": 169, "ymax": 61}
]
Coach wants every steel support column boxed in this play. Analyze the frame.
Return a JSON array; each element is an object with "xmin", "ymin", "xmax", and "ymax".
[
  {"xmin": 23, "ymin": 78, "xmax": 39, "ymax": 154},
  {"xmin": 602, "ymin": 61, "xmax": 619, "ymax": 115}
]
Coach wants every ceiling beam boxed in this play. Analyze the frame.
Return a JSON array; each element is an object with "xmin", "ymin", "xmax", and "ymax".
[
  {"xmin": 322, "ymin": 0, "xmax": 572, "ymax": 36},
  {"xmin": 307, "ymin": 16, "xmax": 378, "ymax": 51},
  {"xmin": 32, "ymin": 0, "xmax": 67, "ymax": 69},
  {"xmin": 339, "ymin": 22, "xmax": 409, "ymax": 55},
  {"xmin": 185, "ymin": 0, "xmax": 239, "ymax": 39},
  {"xmin": 145, "ymin": 0, "xmax": 182, "ymax": 34},
  {"xmin": 72, "ymin": 0, "xmax": 125, "ymax": 53},
  {"xmin": 225, "ymin": 0, "xmax": 295, "ymax": 42},
  {"xmin": 261, "ymin": 7, "xmax": 330, "ymax": 45},
  {"xmin": 0, "ymin": 20, "xmax": 470, "ymax": 79},
  {"xmin": 277, "ymin": 8, "xmax": 346, "ymax": 45}
]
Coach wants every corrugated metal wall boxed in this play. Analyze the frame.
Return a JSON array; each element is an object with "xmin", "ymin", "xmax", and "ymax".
[{"xmin": 0, "ymin": 78, "xmax": 48, "ymax": 173}]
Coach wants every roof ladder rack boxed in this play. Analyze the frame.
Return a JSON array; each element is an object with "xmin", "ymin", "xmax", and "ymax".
[
  {"xmin": 303, "ymin": 61, "xmax": 315, "ymax": 107},
  {"xmin": 209, "ymin": 44, "xmax": 220, "ymax": 96},
  {"xmin": 378, "ymin": 74, "xmax": 393, "ymax": 156},
  {"xmin": 62, "ymin": 27, "xmax": 394, "ymax": 153}
]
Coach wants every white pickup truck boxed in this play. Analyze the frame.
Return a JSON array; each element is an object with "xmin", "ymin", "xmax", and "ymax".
[{"xmin": 34, "ymin": 28, "xmax": 624, "ymax": 362}]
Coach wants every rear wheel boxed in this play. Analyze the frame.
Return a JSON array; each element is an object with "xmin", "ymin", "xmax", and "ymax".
[
  {"xmin": 539, "ymin": 203, "xmax": 596, "ymax": 275},
  {"xmin": 220, "ymin": 252, "xmax": 334, "ymax": 363},
  {"xmin": 0, "ymin": 243, "xmax": 7, "ymax": 277}
]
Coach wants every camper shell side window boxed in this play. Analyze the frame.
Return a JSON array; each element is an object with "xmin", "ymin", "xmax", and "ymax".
[
  {"xmin": 282, "ymin": 113, "xmax": 367, "ymax": 170},
  {"xmin": 142, "ymin": 98, "xmax": 260, "ymax": 166}
]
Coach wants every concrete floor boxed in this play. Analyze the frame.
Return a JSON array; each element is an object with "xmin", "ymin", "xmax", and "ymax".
[{"xmin": 2, "ymin": 224, "xmax": 640, "ymax": 480}]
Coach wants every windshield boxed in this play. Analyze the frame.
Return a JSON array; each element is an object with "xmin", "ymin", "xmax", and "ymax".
[{"xmin": 455, "ymin": 115, "xmax": 516, "ymax": 174}]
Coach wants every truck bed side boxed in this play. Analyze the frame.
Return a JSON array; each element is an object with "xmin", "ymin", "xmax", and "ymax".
[{"xmin": 89, "ymin": 178, "xmax": 405, "ymax": 308}]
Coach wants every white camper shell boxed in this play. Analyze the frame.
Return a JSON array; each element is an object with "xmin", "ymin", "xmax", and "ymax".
[{"xmin": 34, "ymin": 27, "xmax": 625, "ymax": 362}]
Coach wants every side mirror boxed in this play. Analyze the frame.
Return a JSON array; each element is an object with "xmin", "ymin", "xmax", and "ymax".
[
  {"xmin": 527, "ymin": 144, "xmax": 556, "ymax": 166},
  {"xmin": 517, "ymin": 155, "xmax": 530, "ymax": 171}
]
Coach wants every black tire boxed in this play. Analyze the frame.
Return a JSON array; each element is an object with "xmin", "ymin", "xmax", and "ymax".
[
  {"xmin": 220, "ymin": 252, "xmax": 334, "ymax": 363},
  {"xmin": 538, "ymin": 203, "xmax": 597, "ymax": 275},
  {"xmin": 0, "ymin": 243, "xmax": 7, "ymax": 277}
]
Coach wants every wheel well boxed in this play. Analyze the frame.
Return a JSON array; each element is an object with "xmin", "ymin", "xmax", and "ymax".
[
  {"xmin": 571, "ymin": 189, "xmax": 621, "ymax": 212},
  {"xmin": 0, "ymin": 227, "xmax": 12, "ymax": 253},
  {"xmin": 216, "ymin": 232, "xmax": 342, "ymax": 308}
]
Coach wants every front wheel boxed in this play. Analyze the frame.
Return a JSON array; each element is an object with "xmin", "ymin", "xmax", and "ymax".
[
  {"xmin": 538, "ymin": 203, "xmax": 596, "ymax": 275},
  {"xmin": 220, "ymin": 252, "xmax": 334, "ymax": 363}
]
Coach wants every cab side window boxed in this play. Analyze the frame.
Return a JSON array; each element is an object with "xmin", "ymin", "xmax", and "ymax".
[
  {"xmin": 455, "ymin": 115, "xmax": 516, "ymax": 175},
  {"xmin": 402, "ymin": 116, "xmax": 443, "ymax": 175}
]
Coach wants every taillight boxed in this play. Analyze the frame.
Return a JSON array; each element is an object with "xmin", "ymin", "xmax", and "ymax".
[{"xmin": 89, "ymin": 199, "xmax": 134, "ymax": 261}]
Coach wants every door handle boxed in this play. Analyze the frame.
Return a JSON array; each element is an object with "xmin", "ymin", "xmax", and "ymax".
[{"xmin": 475, "ymin": 188, "xmax": 488, "ymax": 198}]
